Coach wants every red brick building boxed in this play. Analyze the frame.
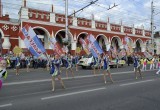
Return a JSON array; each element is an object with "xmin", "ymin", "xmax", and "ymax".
[{"xmin": 0, "ymin": 0, "xmax": 151, "ymax": 55}]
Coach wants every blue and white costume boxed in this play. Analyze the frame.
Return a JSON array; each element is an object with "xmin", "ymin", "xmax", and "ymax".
[
  {"xmin": 92, "ymin": 57, "xmax": 98, "ymax": 67},
  {"xmin": 64, "ymin": 56, "xmax": 72, "ymax": 69},
  {"xmin": 26, "ymin": 57, "xmax": 30, "ymax": 66},
  {"xmin": 15, "ymin": 57, "xmax": 20, "ymax": 67},
  {"xmin": 133, "ymin": 56, "xmax": 140, "ymax": 68},
  {"xmin": 103, "ymin": 56, "xmax": 110, "ymax": 71},
  {"xmin": 50, "ymin": 59, "xmax": 61, "ymax": 76},
  {"xmin": 74, "ymin": 55, "xmax": 79, "ymax": 65}
]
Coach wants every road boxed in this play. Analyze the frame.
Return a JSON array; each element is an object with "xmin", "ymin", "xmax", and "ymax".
[{"xmin": 0, "ymin": 65, "xmax": 160, "ymax": 110}]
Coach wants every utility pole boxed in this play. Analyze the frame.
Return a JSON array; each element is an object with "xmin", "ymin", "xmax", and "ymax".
[
  {"xmin": 64, "ymin": 0, "xmax": 99, "ymax": 45},
  {"xmin": 151, "ymin": 0, "xmax": 154, "ymax": 55},
  {"xmin": 65, "ymin": 0, "xmax": 68, "ymax": 43}
]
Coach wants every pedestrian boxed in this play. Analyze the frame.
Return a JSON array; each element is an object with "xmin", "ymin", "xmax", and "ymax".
[
  {"xmin": 102, "ymin": 53, "xmax": 114, "ymax": 84},
  {"xmin": 0, "ymin": 58, "xmax": 8, "ymax": 90},
  {"xmin": 133, "ymin": 53, "xmax": 143, "ymax": 79},
  {"xmin": 50, "ymin": 55, "xmax": 65, "ymax": 92},
  {"xmin": 156, "ymin": 59, "xmax": 160, "ymax": 75}
]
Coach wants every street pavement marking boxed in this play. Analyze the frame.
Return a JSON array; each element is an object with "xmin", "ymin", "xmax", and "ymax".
[
  {"xmin": 4, "ymin": 69, "xmax": 157, "ymax": 86},
  {"xmin": 120, "ymin": 79, "xmax": 154, "ymax": 86},
  {"xmin": 41, "ymin": 87, "xmax": 106, "ymax": 100},
  {"xmin": 0, "ymin": 103, "xmax": 12, "ymax": 108}
]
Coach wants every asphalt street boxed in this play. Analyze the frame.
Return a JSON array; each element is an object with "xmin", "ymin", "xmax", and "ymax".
[{"xmin": 0, "ymin": 64, "xmax": 160, "ymax": 110}]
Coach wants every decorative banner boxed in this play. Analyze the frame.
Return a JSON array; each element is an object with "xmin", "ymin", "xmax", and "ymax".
[
  {"xmin": 148, "ymin": 44, "xmax": 154, "ymax": 53},
  {"xmin": 19, "ymin": 24, "xmax": 46, "ymax": 57},
  {"xmin": 87, "ymin": 34, "xmax": 103, "ymax": 57},
  {"xmin": 62, "ymin": 45, "xmax": 69, "ymax": 54},
  {"xmin": 118, "ymin": 49, "xmax": 126, "ymax": 59},
  {"xmin": 79, "ymin": 38, "xmax": 90, "ymax": 55},
  {"xmin": 48, "ymin": 32, "xmax": 64, "ymax": 56},
  {"xmin": 109, "ymin": 46, "xmax": 116, "ymax": 58},
  {"xmin": 13, "ymin": 46, "xmax": 22, "ymax": 54},
  {"xmin": 144, "ymin": 51, "xmax": 153, "ymax": 60}
]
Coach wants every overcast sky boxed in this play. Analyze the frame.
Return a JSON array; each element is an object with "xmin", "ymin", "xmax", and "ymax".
[{"xmin": 1, "ymin": 0, "xmax": 160, "ymax": 31}]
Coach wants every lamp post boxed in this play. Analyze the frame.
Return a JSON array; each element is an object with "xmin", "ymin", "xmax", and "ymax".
[
  {"xmin": 151, "ymin": 0, "xmax": 154, "ymax": 55},
  {"xmin": 65, "ymin": 0, "xmax": 68, "ymax": 43}
]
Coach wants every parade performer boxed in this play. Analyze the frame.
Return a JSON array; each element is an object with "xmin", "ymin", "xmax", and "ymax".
[
  {"xmin": 92, "ymin": 56, "xmax": 98, "ymax": 76},
  {"xmin": 98, "ymin": 55, "xmax": 102, "ymax": 72},
  {"xmin": 102, "ymin": 54, "xmax": 114, "ymax": 84},
  {"xmin": 133, "ymin": 53, "xmax": 143, "ymax": 79},
  {"xmin": 15, "ymin": 54, "xmax": 21, "ymax": 75},
  {"xmin": 64, "ymin": 54, "xmax": 74, "ymax": 78},
  {"xmin": 50, "ymin": 55, "xmax": 65, "ymax": 92},
  {"xmin": 150, "ymin": 57, "xmax": 155, "ymax": 70},
  {"xmin": 74, "ymin": 54, "xmax": 79, "ymax": 72},
  {"xmin": 156, "ymin": 59, "xmax": 160, "ymax": 75},
  {"xmin": 0, "ymin": 58, "xmax": 8, "ymax": 90},
  {"xmin": 141, "ymin": 57, "xmax": 147, "ymax": 71},
  {"xmin": 25, "ymin": 55, "xmax": 31, "ymax": 72}
]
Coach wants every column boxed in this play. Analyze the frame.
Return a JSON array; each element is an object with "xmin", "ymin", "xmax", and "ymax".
[
  {"xmin": 2, "ymin": 37, "xmax": 11, "ymax": 49},
  {"xmin": 19, "ymin": 37, "xmax": 26, "ymax": 48},
  {"xmin": 72, "ymin": 17, "xmax": 77, "ymax": 26}
]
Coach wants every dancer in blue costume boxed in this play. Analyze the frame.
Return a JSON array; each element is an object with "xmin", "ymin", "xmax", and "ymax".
[
  {"xmin": 50, "ymin": 55, "xmax": 65, "ymax": 92},
  {"xmin": 133, "ymin": 53, "xmax": 143, "ymax": 79},
  {"xmin": 64, "ymin": 54, "xmax": 74, "ymax": 78},
  {"xmin": 102, "ymin": 54, "xmax": 114, "ymax": 84},
  {"xmin": 74, "ymin": 53, "xmax": 79, "ymax": 71},
  {"xmin": 98, "ymin": 55, "xmax": 102, "ymax": 73},
  {"xmin": 92, "ymin": 55, "xmax": 99, "ymax": 76},
  {"xmin": 25, "ymin": 55, "xmax": 31, "ymax": 72}
]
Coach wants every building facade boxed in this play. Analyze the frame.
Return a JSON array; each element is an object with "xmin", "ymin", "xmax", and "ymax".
[{"xmin": 0, "ymin": 0, "xmax": 152, "ymax": 55}]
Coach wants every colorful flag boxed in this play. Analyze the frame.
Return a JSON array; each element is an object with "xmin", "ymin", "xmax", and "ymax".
[
  {"xmin": 87, "ymin": 34, "xmax": 103, "ymax": 57},
  {"xmin": 62, "ymin": 45, "xmax": 69, "ymax": 54},
  {"xmin": 19, "ymin": 24, "xmax": 46, "ymax": 57},
  {"xmin": 79, "ymin": 38, "xmax": 90, "ymax": 55},
  {"xmin": 48, "ymin": 32, "xmax": 64, "ymax": 56},
  {"xmin": 144, "ymin": 51, "xmax": 153, "ymax": 60}
]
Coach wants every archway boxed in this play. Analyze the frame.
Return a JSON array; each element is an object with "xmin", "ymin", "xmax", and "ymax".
[
  {"xmin": 55, "ymin": 30, "xmax": 73, "ymax": 51},
  {"xmin": 96, "ymin": 34, "xmax": 108, "ymax": 51},
  {"xmin": 135, "ymin": 39, "xmax": 143, "ymax": 52},
  {"xmin": 111, "ymin": 36, "xmax": 122, "ymax": 52},
  {"xmin": 33, "ymin": 27, "xmax": 50, "ymax": 49},
  {"xmin": 77, "ymin": 32, "xmax": 88, "ymax": 49}
]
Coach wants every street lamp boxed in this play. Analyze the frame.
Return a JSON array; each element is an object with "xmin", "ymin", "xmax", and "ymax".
[{"xmin": 64, "ymin": 0, "xmax": 69, "ymax": 43}]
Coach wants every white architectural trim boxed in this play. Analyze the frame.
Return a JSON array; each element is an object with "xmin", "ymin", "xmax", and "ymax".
[
  {"xmin": 55, "ymin": 29, "xmax": 73, "ymax": 42},
  {"xmin": 135, "ymin": 38, "xmax": 143, "ymax": 44},
  {"xmin": 96, "ymin": 34, "xmax": 108, "ymax": 43},
  {"xmin": 0, "ymin": 20, "xmax": 19, "ymax": 25},
  {"xmin": 21, "ymin": 19, "xmax": 151, "ymax": 39},
  {"xmin": 33, "ymin": 26, "xmax": 51, "ymax": 37},
  {"xmin": 0, "ymin": 28, "xmax": 4, "ymax": 38},
  {"xmin": 76, "ymin": 32, "xmax": 88, "ymax": 43}
]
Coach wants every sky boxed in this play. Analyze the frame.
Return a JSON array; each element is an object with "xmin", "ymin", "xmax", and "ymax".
[{"xmin": 1, "ymin": 0, "xmax": 160, "ymax": 32}]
